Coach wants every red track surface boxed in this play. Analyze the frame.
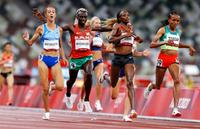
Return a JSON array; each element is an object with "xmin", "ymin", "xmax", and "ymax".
[{"xmin": 0, "ymin": 106, "xmax": 199, "ymax": 129}]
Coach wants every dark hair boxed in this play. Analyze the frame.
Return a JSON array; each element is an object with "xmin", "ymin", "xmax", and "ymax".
[
  {"xmin": 161, "ymin": 10, "xmax": 179, "ymax": 26},
  {"xmin": 76, "ymin": 8, "xmax": 88, "ymax": 17},
  {"xmin": 2, "ymin": 42, "xmax": 12, "ymax": 51},
  {"xmin": 168, "ymin": 10, "xmax": 179, "ymax": 19},
  {"xmin": 116, "ymin": 9, "xmax": 128, "ymax": 23}
]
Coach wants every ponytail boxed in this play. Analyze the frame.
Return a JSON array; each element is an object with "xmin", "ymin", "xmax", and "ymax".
[
  {"xmin": 32, "ymin": 8, "xmax": 46, "ymax": 23},
  {"xmin": 101, "ymin": 18, "xmax": 117, "ymax": 27},
  {"xmin": 161, "ymin": 19, "xmax": 169, "ymax": 26}
]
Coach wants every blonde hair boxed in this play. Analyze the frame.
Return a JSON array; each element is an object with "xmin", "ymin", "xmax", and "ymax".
[{"xmin": 90, "ymin": 16, "xmax": 100, "ymax": 27}]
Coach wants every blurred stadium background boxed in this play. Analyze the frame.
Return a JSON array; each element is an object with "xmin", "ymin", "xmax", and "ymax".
[{"xmin": 0, "ymin": 0, "xmax": 200, "ymax": 105}]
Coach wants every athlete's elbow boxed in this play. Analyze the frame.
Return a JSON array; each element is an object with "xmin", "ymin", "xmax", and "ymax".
[
  {"xmin": 108, "ymin": 39, "xmax": 113, "ymax": 43},
  {"xmin": 150, "ymin": 43, "xmax": 156, "ymax": 48},
  {"xmin": 26, "ymin": 41, "xmax": 33, "ymax": 46},
  {"xmin": 28, "ymin": 42, "xmax": 33, "ymax": 46},
  {"xmin": 149, "ymin": 44, "xmax": 153, "ymax": 48},
  {"xmin": 27, "ymin": 42, "xmax": 31, "ymax": 46}
]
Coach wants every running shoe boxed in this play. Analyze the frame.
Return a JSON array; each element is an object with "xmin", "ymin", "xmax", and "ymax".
[
  {"xmin": 122, "ymin": 115, "xmax": 133, "ymax": 122},
  {"xmin": 77, "ymin": 100, "xmax": 84, "ymax": 111},
  {"xmin": 95, "ymin": 100, "xmax": 103, "ymax": 111},
  {"xmin": 84, "ymin": 101, "xmax": 93, "ymax": 113},
  {"xmin": 172, "ymin": 108, "xmax": 181, "ymax": 117},
  {"xmin": 143, "ymin": 83, "xmax": 152, "ymax": 99},
  {"xmin": 42, "ymin": 112, "xmax": 50, "ymax": 120},
  {"xmin": 129, "ymin": 110, "xmax": 137, "ymax": 119},
  {"xmin": 65, "ymin": 96, "xmax": 73, "ymax": 109}
]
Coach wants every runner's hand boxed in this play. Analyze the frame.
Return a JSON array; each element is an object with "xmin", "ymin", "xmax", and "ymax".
[
  {"xmin": 22, "ymin": 32, "xmax": 30, "ymax": 41},
  {"xmin": 142, "ymin": 49, "xmax": 151, "ymax": 56},
  {"xmin": 168, "ymin": 40, "xmax": 178, "ymax": 47},
  {"xmin": 189, "ymin": 46, "xmax": 196, "ymax": 56}
]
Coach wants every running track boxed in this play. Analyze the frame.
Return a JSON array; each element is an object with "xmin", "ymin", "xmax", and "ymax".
[{"xmin": 0, "ymin": 106, "xmax": 199, "ymax": 129}]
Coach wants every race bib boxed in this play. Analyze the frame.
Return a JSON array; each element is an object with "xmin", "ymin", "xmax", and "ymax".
[
  {"xmin": 43, "ymin": 40, "xmax": 59, "ymax": 50},
  {"xmin": 167, "ymin": 35, "xmax": 180, "ymax": 45},
  {"xmin": 75, "ymin": 39, "xmax": 90, "ymax": 51},
  {"xmin": 120, "ymin": 34, "xmax": 134, "ymax": 45},
  {"xmin": 3, "ymin": 60, "xmax": 13, "ymax": 67},
  {"xmin": 92, "ymin": 37, "xmax": 103, "ymax": 47}
]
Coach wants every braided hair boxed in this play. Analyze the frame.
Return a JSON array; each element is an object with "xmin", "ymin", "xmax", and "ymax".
[{"xmin": 76, "ymin": 8, "xmax": 88, "ymax": 17}]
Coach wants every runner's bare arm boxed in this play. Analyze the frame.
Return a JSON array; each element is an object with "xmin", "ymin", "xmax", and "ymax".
[
  {"xmin": 22, "ymin": 25, "xmax": 43, "ymax": 46},
  {"xmin": 108, "ymin": 24, "xmax": 131, "ymax": 43},
  {"xmin": 62, "ymin": 24, "xmax": 74, "ymax": 33},
  {"xmin": 150, "ymin": 27, "xmax": 167, "ymax": 48},
  {"xmin": 179, "ymin": 42, "xmax": 196, "ymax": 56}
]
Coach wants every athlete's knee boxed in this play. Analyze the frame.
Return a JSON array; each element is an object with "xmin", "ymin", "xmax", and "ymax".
[
  {"xmin": 154, "ymin": 86, "xmax": 160, "ymax": 89},
  {"xmin": 153, "ymin": 83, "xmax": 161, "ymax": 89},
  {"xmin": 7, "ymin": 85, "xmax": 13, "ymax": 89},
  {"xmin": 42, "ymin": 88, "xmax": 49, "ymax": 96},
  {"xmin": 86, "ymin": 73, "xmax": 92, "ymax": 78},
  {"xmin": 67, "ymin": 78, "xmax": 76, "ymax": 87},
  {"xmin": 97, "ymin": 79, "xmax": 103, "ymax": 86},
  {"xmin": 56, "ymin": 83, "xmax": 64, "ymax": 91},
  {"xmin": 85, "ymin": 63, "xmax": 93, "ymax": 74},
  {"xmin": 127, "ymin": 85, "xmax": 133, "ymax": 91},
  {"xmin": 111, "ymin": 80, "xmax": 117, "ymax": 88},
  {"xmin": 85, "ymin": 74, "xmax": 92, "ymax": 85},
  {"xmin": 111, "ymin": 83, "xmax": 116, "ymax": 88},
  {"xmin": 85, "ymin": 68, "xmax": 93, "ymax": 75},
  {"xmin": 174, "ymin": 79, "xmax": 180, "ymax": 85},
  {"xmin": 126, "ymin": 79, "xmax": 133, "ymax": 88},
  {"xmin": 111, "ymin": 87, "xmax": 118, "ymax": 100},
  {"xmin": 40, "ymin": 80, "xmax": 48, "ymax": 87}
]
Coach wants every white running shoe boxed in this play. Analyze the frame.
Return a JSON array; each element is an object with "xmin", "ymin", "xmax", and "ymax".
[
  {"xmin": 99, "ymin": 72, "xmax": 109, "ymax": 84},
  {"xmin": 95, "ymin": 100, "xmax": 103, "ymax": 111},
  {"xmin": 65, "ymin": 96, "xmax": 73, "ymax": 109},
  {"xmin": 172, "ymin": 108, "xmax": 181, "ymax": 117},
  {"xmin": 143, "ymin": 83, "xmax": 152, "ymax": 99},
  {"xmin": 48, "ymin": 81, "xmax": 55, "ymax": 96},
  {"xmin": 42, "ymin": 112, "xmax": 50, "ymax": 120},
  {"xmin": 129, "ymin": 110, "xmax": 137, "ymax": 119},
  {"xmin": 122, "ymin": 115, "xmax": 133, "ymax": 122},
  {"xmin": 77, "ymin": 100, "xmax": 84, "ymax": 111},
  {"xmin": 84, "ymin": 101, "xmax": 93, "ymax": 113}
]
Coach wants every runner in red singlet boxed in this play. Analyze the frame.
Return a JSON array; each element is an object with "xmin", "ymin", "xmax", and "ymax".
[
  {"xmin": 61, "ymin": 8, "xmax": 93, "ymax": 112},
  {"xmin": 0, "ymin": 42, "xmax": 14, "ymax": 106}
]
